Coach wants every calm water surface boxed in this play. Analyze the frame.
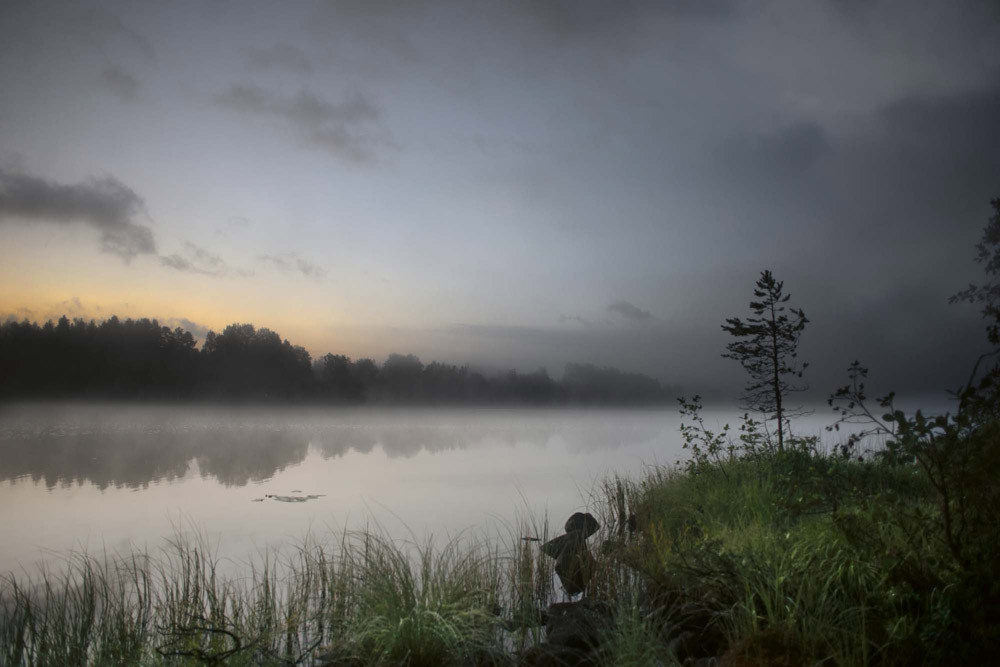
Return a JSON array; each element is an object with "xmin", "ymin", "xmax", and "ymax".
[{"xmin": 0, "ymin": 402, "xmax": 842, "ymax": 574}]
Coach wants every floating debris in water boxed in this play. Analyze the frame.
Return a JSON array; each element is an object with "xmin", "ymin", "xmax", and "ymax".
[
  {"xmin": 251, "ymin": 498, "xmax": 264, "ymax": 502},
  {"xmin": 259, "ymin": 493, "xmax": 326, "ymax": 503}
]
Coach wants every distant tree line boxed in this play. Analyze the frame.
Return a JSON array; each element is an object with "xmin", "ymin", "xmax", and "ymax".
[{"xmin": 0, "ymin": 316, "xmax": 672, "ymax": 404}]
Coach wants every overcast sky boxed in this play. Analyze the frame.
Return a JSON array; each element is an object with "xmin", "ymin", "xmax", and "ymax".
[{"xmin": 1, "ymin": 0, "xmax": 998, "ymax": 399}]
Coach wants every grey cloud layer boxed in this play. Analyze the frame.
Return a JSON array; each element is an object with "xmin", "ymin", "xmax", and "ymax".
[
  {"xmin": 68, "ymin": 6, "xmax": 156, "ymax": 63},
  {"xmin": 205, "ymin": 2, "xmax": 1000, "ymax": 394},
  {"xmin": 0, "ymin": 168, "xmax": 245, "ymax": 277},
  {"xmin": 719, "ymin": 122, "xmax": 830, "ymax": 187},
  {"xmin": 2, "ymin": 0, "xmax": 999, "ymax": 399},
  {"xmin": 558, "ymin": 315, "xmax": 592, "ymax": 327},
  {"xmin": 158, "ymin": 241, "xmax": 229, "ymax": 276},
  {"xmin": 258, "ymin": 253, "xmax": 327, "ymax": 281},
  {"xmin": 216, "ymin": 85, "xmax": 387, "ymax": 162},
  {"xmin": 0, "ymin": 168, "xmax": 154, "ymax": 260},
  {"xmin": 98, "ymin": 65, "xmax": 140, "ymax": 103},
  {"xmin": 608, "ymin": 300, "xmax": 654, "ymax": 322},
  {"xmin": 246, "ymin": 43, "xmax": 312, "ymax": 73}
]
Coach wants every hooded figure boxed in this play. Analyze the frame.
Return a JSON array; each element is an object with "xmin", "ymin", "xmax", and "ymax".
[{"xmin": 541, "ymin": 512, "xmax": 600, "ymax": 596}]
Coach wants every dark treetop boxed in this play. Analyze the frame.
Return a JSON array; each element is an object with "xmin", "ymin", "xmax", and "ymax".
[{"xmin": 0, "ymin": 316, "xmax": 672, "ymax": 405}]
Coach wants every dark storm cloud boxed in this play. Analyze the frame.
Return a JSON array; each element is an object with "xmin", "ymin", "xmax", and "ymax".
[
  {"xmin": 258, "ymin": 253, "xmax": 327, "ymax": 281},
  {"xmin": 878, "ymin": 82, "xmax": 1000, "ymax": 195},
  {"xmin": 97, "ymin": 65, "xmax": 140, "ymax": 103},
  {"xmin": 801, "ymin": 80, "xmax": 1000, "ymax": 285},
  {"xmin": 0, "ymin": 168, "xmax": 155, "ymax": 260},
  {"xmin": 215, "ymin": 85, "xmax": 387, "ymax": 162},
  {"xmin": 246, "ymin": 43, "xmax": 313, "ymax": 73},
  {"xmin": 608, "ymin": 300, "xmax": 654, "ymax": 322}
]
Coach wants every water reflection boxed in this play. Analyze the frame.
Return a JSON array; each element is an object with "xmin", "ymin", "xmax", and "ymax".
[
  {"xmin": 0, "ymin": 405, "xmax": 667, "ymax": 491},
  {"xmin": 0, "ymin": 427, "xmax": 309, "ymax": 490}
]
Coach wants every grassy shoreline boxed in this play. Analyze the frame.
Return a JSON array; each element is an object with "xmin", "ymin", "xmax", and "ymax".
[{"xmin": 2, "ymin": 435, "xmax": 997, "ymax": 666}]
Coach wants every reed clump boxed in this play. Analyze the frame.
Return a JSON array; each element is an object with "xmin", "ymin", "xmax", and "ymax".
[{"xmin": 0, "ymin": 518, "xmax": 564, "ymax": 667}]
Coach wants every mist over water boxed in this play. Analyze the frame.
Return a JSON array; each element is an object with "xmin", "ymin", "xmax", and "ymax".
[{"xmin": 0, "ymin": 402, "xmax": 869, "ymax": 574}]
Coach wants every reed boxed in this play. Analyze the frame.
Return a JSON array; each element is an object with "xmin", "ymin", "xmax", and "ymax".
[{"xmin": 0, "ymin": 516, "xmax": 564, "ymax": 666}]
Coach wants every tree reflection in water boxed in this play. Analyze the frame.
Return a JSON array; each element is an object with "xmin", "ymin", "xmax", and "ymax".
[{"xmin": 0, "ymin": 404, "xmax": 665, "ymax": 491}]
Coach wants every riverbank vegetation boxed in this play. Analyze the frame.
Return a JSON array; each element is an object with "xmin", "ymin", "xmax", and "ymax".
[{"xmin": 2, "ymin": 420, "xmax": 995, "ymax": 666}]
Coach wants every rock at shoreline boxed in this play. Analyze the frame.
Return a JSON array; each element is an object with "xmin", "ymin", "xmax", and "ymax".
[
  {"xmin": 563, "ymin": 512, "xmax": 599, "ymax": 536},
  {"xmin": 521, "ymin": 599, "xmax": 611, "ymax": 667},
  {"xmin": 541, "ymin": 512, "xmax": 600, "ymax": 597}
]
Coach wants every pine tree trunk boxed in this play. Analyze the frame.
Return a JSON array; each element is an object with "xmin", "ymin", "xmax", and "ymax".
[{"xmin": 771, "ymin": 300, "xmax": 783, "ymax": 452}]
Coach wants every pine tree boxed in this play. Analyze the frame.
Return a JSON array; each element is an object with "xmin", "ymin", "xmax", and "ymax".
[{"xmin": 722, "ymin": 270, "xmax": 808, "ymax": 451}]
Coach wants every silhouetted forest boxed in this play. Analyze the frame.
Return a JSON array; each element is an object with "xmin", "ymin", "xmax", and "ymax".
[{"xmin": 0, "ymin": 316, "xmax": 672, "ymax": 404}]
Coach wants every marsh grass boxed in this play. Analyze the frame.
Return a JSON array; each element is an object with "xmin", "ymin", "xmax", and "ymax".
[
  {"xmin": 2, "ymin": 447, "xmax": 989, "ymax": 666},
  {"xmin": 0, "ymin": 513, "xmax": 571, "ymax": 667},
  {"xmin": 597, "ymin": 597, "xmax": 675, "ymax": 667},
  {"xmin": 628, "ymin": 447, "xmax": 982, "ymax": 665},
  {"xmin": 331, "ymin": 530, "xmax": 504, "ymax": 666}
]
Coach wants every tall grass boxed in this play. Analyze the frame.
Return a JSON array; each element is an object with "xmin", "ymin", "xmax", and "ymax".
[
  {"xmin": 628, "ymin": 448, "xmax": 969, "ymax": 665},
  {"xmin": 0, "ymin": 515, "xmax": 568, "ymax": 666}
]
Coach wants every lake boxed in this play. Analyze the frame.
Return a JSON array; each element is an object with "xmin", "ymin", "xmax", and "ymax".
[{"xmin": 0, "ymin": 402, "xmax": 848, "ymax": 575}]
